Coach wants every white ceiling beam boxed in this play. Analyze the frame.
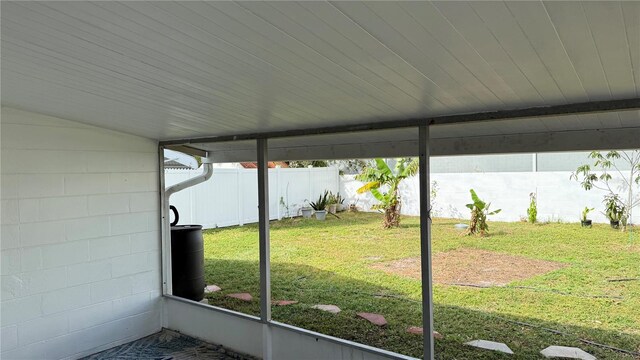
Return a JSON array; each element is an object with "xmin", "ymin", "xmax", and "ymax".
[
  {"xmin": 201, "ymin": 127, "xmax": 640, "ymax": 162},
  {"xmin": 159, "ymin": 98, "xmax": 640, "ymax": 146}
]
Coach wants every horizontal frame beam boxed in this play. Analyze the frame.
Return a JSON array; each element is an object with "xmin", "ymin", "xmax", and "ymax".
[
  {"xmin": 163, "ymin": 295, "xmax": 414, "ymax": 360},
  {"xmin": 198, "ymin": 127, "xmax": 640, "ymax": 163},
  {"xmin": 165, "ymin": 144, "xmax": 208, "ymax": 157},
  {"xmin": 159, "ymin": 98, "xmax": 639, "ymax": 146}
]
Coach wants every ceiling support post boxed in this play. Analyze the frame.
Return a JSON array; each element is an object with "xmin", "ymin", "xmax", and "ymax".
[
  {"xmin": 159, "ymin": 146, "xmax": 172, "ymax": 297},
  {"xmin": 257, "ymin": 138, "xmax": 272, "ymax": 360},
  {"xmin": 419, "ymin": 126, "xmax": 435, "ymax": 360}
]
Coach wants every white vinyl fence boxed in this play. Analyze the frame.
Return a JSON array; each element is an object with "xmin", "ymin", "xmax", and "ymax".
[
  {"xmin": 341, "ymin": 172, "xmax": 640, "ymax": 224},
  {"xmin": 165, "ymin": 167, "xmax": 340, "ymax": 229}
]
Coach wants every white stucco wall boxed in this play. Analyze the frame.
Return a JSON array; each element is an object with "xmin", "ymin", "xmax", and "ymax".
[
  {"xmin": 342, "ymin": 172, "xmax": 640, "ymax": 224},
  {"xmin": 1, "ymin": 107, "xmax": 161, "ymax": 359}
]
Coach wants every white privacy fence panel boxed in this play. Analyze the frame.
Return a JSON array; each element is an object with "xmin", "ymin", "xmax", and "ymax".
[
  {"xmin": 341, "ymin": 172, "xmax": 640, "ymax": 224},
  {"xmin": 165, "ymin": 167, "xmax": 339, "ymax": 229}
]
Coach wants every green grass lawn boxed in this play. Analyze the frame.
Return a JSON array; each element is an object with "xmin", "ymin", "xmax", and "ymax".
[{"xmin": 201, "ymin": 212, "xmax": 640, "ymax": 359}]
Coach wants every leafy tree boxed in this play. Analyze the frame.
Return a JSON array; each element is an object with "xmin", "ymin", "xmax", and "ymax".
[
  {"xmin": 288, "ymin": 160, "xmax": 329, "ymax": 168},
  {"xmin": 356, "ymin": 158, "xmax": 418, "ymax": 228},
  {"xmin": 288, "ymin": 159, "xmax": 370, "ymax": 174},
  {"xmin": 332, "ymin": 159, "xmax": 371, "ymax": 175},
  {"xmin": 570, "ymin": 150, "xmax": 640, "ymax": 225},
  {"xmin": 466, "ymin": 189, "xmax": 501, "ymax": 236}
]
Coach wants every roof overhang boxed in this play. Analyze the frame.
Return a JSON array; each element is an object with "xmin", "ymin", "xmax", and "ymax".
[
  {"xmin": 2, "ymin": 1, "xmax": 639, "ymax": 160},
  {"xmin": 166, "ymin": 102, "xmax": 639, "ymax": 161}
]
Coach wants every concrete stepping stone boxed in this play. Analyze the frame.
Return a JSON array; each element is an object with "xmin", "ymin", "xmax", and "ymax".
[
  {"xmin": 312, "ymin": 304, "xmax": 341, "ymax": 314},
  {"xmin": 357, "ymin": 312, "xmax": 387, "ymax": 326},
  {"xmin": 405, "ymin": 327, "xmax": 443, "ymax": 339},
  {"xmin": 204, "ymin": 285, "xmax": 221, "ymax": 293},
  {"xmin": 465, "ymin": 340, "xmax": 514, "ymax": 355},
  {"xmin": 273, "ymin": 300, "xmax": 298, "ymax": 306},
  {"xmin": 226, "ymin": 293, "xmax": 253, "ymax": 301},
  {"xmin": 540, "ymin": 346, "xmax": 596, "ymax": 360}
]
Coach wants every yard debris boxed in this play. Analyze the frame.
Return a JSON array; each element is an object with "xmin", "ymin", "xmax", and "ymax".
[
  {"xmin": 204, "ymin": 285, "xmax": 222, "ymax": 293},
  {"xmin": 226, "ymin": 293, "xmax": 253, "ymax": 301},
  {"xmin": 273, "ymin": 300, "xmax": 298, "ymax": 306},
  {"xmin": 465, "ymin": 340, "xmax": 514, "ymax": 354},
  {"xmin": 406, "ymin": 327, "xmax": 444, "ymax": 339},
  {"xmin": 312, "ymin": 304, "xmax": 341, "ymax": 314},
  {"xmin": 356, "ymin": 312, "xmax": 387, "ymax": 326},
  {"xmin": 540, "ymin": 346, "xmax": 596, "ymax": 360},
  {"xmin": 606, "ymin": 277, "xmax": 640, "ymax": 282},
  {"xmin": 199, "ymin": 298, "xmax": 209, "ymax": 305}
]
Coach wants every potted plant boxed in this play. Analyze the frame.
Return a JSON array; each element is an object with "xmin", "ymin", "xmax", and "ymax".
[
  {"xmin": 603, "ymin": 194, "xmax": 625, "ymax": 229},
  {"xmin": 335, "ymin": 193, "xmax": 345, "ymax": 212},
  {"xmin": 300, "ymin": 199, "xmax": 313, "ymax": 219},
  {"xmin": 581, "ymin": 207, "xmax": 594, "ymax": 227},
  {"xmin": 309, "ymin": 191, "xmax": 330, "ymax": 220},
  {"xmin": 327, "ymin": 192, "xmax": 338, "ymax": 214}
]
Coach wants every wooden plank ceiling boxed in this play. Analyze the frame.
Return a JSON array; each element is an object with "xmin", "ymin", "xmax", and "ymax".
[{"xmin": 1, "ymin": 1, "xmax": 638, "ymax": 156}]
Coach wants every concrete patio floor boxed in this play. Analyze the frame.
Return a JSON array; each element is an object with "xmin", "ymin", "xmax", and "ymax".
[{"xmin": 82, "ymin": 329, "xmax": 257, "ymax": 360}]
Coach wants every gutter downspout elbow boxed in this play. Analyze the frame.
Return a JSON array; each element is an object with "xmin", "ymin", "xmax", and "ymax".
[{"xmin": 165, "ymin": 155, "xmax": 214, "ymax": 200}]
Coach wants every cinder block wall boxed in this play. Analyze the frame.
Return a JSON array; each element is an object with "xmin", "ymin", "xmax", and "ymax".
[{"xmin": 1, "ymin": 107, "xmax": 162, "ymax": 359}]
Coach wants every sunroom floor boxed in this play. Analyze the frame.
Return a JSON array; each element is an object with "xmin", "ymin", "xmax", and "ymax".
[{"xmin": 82, "ymin": 329, "xmax": 257, "ymax": 360}]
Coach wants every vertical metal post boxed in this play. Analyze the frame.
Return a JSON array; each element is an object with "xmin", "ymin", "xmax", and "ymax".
[
  {"xmin": 158, "ymin": 145, "xmax": 172, "ymax": 296},
  {"xmin": 257, "ymin": 139, "xmax": 272, "ymax": 359},
  {"xmin": 257, "ymin": 138, "xmax": 272, "ymax": 321},
  {"xmin": 419, "ymin": 126, "xmax": 435, "ymax": 360}
]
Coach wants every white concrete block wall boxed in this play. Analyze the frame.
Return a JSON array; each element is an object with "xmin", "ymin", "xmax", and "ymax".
[{"xmin": 1, "ymin": 107, "xmax": 161, "ymax": 359}]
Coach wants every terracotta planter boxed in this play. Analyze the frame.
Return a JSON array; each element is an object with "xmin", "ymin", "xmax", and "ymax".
[{"xmin": 328, "ymin": 204, "xmax": 337, "ymax": 214}]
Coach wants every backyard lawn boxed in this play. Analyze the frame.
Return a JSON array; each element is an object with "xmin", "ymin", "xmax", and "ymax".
[{"xmin": 201, "ymin": 212, "xmax": 639, "ymax": 359}]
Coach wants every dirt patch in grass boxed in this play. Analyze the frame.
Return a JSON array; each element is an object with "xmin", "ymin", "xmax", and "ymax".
[{"xmin": 371, "ymin": 248, "xmax": 568, "ymax": 286}]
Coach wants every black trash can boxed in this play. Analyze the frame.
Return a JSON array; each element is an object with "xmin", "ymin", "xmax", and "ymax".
[{"xmin": 170, "ymin": 206, "xmax": 205, "ymax": 301}]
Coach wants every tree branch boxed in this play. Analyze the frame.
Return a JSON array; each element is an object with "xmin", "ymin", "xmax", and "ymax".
[{"xmin": 609, "ymin": 163, "xmax": 630, "ymax": 187}]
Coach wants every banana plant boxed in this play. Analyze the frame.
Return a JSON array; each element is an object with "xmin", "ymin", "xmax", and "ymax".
[
  {"xmin": 356, "ymin": 158, "xmax": 418, "ymax": 228},
  {"xmin": 466, "ymin": 189, "xmax": 501, "ymax": 235}
]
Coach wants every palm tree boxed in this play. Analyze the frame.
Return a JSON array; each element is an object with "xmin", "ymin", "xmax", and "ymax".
[{"xmin": 356, "ymin": 158, "xmax": 419, "ymax": 228}]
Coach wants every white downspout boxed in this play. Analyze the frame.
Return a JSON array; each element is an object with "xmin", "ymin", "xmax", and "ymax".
[
  {"xmin": 163, "ymin": 153, "xmax": 213, "ymax": 296},
  {"xmin": 165, "ymin": 154, "xmax": 214, "ymax": 199}
]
